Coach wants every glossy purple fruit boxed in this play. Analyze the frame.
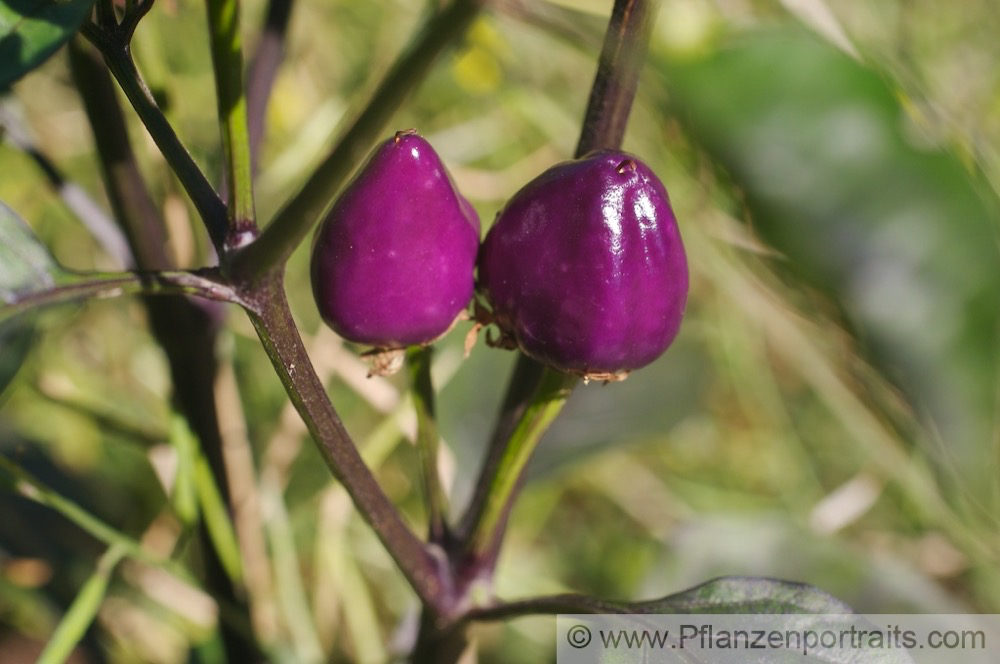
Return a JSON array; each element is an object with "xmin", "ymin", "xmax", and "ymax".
[
  {"xmin": 311, "ymin": 130, "xmax": 480, "ymax": 348},
  {"xmin": 478, "ymin": 151, "xmax": 688, "ymax": 378}
]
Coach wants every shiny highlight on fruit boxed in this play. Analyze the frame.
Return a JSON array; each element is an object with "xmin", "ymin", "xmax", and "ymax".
[{"xmin": 478, "ymin": 150, "xmax": 688, "ymax": 379}]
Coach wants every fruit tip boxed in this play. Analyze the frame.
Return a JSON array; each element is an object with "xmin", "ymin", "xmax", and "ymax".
[
  {"xmin": 616, "ymin": 159, "xmax": 637, "ymax": 175},
  {"xmin": 394, "ymin": 128, "xmax": 419, "ymax": 143}
]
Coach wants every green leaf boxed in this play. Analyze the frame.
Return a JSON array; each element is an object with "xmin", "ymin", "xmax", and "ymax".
[
  {"xmin": 474, "ymin": 576, "xmax": 854, "ymax": 617},
  {"xmin": 0, "ymin": 202, "xmax": 58, "ymax": 394},
  {"xmin": 0, "ymin": 201, "xmax": 66, "ymax": 303},
  {"xmin": 0, "ymin": 0, "xmax": 96, "ymax": 88},
  {"xmin": 577, "ymin": 579, "xmax": 913, "ymax": 663},
  {"xmin": 660, "ymin": 29, "xmax": 1000, "ymax": 490},
  {"xmin": 631, "ymin": 577, "xmax": 854, "ymax": 614},
  {"xmin": 0, "ymin": 316, "xmax": 35, "ymax": 396}
]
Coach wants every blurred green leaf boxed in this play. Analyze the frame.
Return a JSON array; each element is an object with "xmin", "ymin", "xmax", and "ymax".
[
  {"xmin": 36, "ymin": 544, "xmax": 125, "ymax": 664},
  {"xmin": 0, "ymin": 316, "xmax": 34, "ymax": 396},
  {"xmin": 571, "ymin": 579, "xmax": 911, "ymax": 663},
  {"xmin": 0, "ymin": 0, "xmax": 96, "ymax": 89},
  {"xmin": 0, "ymin": 201, "xmax": 66, "ymax": 302},
  {"xmin": 637, "ymin": 577, "xmax": 854, "ymax": 614},
  {"xmin": 661, "ymin": 29, "xmax": 1000, "ymax": 486},
  {"xmin": 0, "ymin": 201, "xmax": 58, "ymax": 395}
]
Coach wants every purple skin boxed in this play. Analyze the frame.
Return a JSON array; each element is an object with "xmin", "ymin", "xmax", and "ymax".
[
  {"xmin": 478, "ymin": 151, "xmax": 688, "ymax": 376},
  {"xmin": 311, "ymin": 130, "xmax": 480, "ymax": 348}
]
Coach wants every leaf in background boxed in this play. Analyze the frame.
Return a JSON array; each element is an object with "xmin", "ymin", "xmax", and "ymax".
[
  {"xmin": 601, "ymin": 578, "xmax": 912, "ymax": 663},
  {"xmin": 0, "ymin": 0, "xmax": 96, "ymax": 89},
  {"xmin": 646, "ymin": 577, "xmax": 857, "ymax": 616},
  {"xmin": 0, "ymin": 200, "xmax": 66, "ymax": 302},
  {"xmin": 511, "ymin": 579, "xmax": 913, "ymax": 662},
  {"xmin": 0, "ymin": 316, "xmax": 34, "ymax": 396},
  {"xmin": 0, "ymin": 201, "xmax": 63, "ymax": 395},
  {"xmin": 660, "ymin": 29, "xmax": 1000, "ymax": 490}
]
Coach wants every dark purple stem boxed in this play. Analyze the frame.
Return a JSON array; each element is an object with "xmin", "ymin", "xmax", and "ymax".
[
  {"xmin": 246, "ymin": 0, "xmax": 295, "ymax": 171},
  {"xmin": 81, "ymin": 9, "xmax": 229, "ymax": 254},
  {"xmin": 243, "ymin": 274, "xmax": 450, "ymax": 612},
  {"xmin": 575, "ymin": 0, "xmax": 656, "ymax": 156}
]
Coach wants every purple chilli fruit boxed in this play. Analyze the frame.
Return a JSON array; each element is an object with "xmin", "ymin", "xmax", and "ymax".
[
  {"xmin": 478, "ymin": 151, "xmax": 688, "ymax": 380},
  {"xmin": 311, "ymin": 130, "xmax": 480, "ymax": 362}
]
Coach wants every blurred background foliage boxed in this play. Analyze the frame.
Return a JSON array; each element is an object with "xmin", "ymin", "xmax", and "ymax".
[{"xmin": 1, "ymin": 0, "xmax": 999, "ymax": 662}]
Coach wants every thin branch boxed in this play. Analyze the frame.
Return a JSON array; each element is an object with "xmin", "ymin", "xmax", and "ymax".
[
  {"xmin": 244, "ymin": 275, "xmax": 451, "ymax": 613},
  {"xmin": 228, "ymin": 0, "xmax": 481, "ymax": 281},
  {"xmin": 246, "ymin": 0, "xmax": 295, "ymax": 170},
  {"xmin": 462, "ymin": 368, "xmax": 575, "ymax": 558},
  {"xmin": 575, "ymin": 0, "xmax": 657, "ymax": 156},
  {"xmin": 409, "ymin": 346, "xmax": 449, "ymax": 543},
  {"xmin": 81, "ymin": 15, "xmax": 229, "ymax": 253},
  {"xmin": 206, "ymin": 0, "xmax": 257, "ymax": 247},
  {"xmin": 0, "ymin": 269, "xmax": 241, "ymax": 323},
  {"xmin": 466, "ymin": 594, "xmax": 628, "ymax": 621}
]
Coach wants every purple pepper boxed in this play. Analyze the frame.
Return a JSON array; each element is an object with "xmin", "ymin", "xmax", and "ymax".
[
  {"xmin": 311, "ymin": 130, "xmax": 480, "ymax": 349},
  {"xmin": 478, "ymin": 151, "xmax": 688, "ymax": 378}
]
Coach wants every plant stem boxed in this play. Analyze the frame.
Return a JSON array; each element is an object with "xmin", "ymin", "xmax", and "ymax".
[
  {"xmin": 229, "ymin": 0, "xmax": 481, "ymax": 280},
  {"xmin": 67, "ymin": 37, "xmax": 171, "ymax": 270},
  {"xmin": 81, "ymin": 22, "xmax": 229, "ymax": 253},
  {"xmin": 35, "ymin": 544, "xmax": 127, "ymax": 664},
  {"xmin": 464, "ymin": 368, "xmax": 575, "ymax": 557},
  {"xmin": 206, "ymin": 0, "xmax": 258, "ymax": 248},
  {"xmin": 454, "ymin": 356, "xmax": 543, "ymax": 542},
  {"xmin": 244, "ymin": 274, "xmax": 450, "ymax": 612},
  {"xmin": 0, "ymin": 269, "xmax": 241, "ymax": 323},
  {"xmin": 408, "ymin": 346, "xmax": 449, "ymax": 542},
  {"xmin": 575, "ymin": 0, "xmax": 657, "ymax": 156},
  {"xmin": 246, "ymin": 0, "xmax": 295, "ymax": 170},
  {"xmin": 455, "ymin": 0, "xmax": 657, "ymax": 566}
]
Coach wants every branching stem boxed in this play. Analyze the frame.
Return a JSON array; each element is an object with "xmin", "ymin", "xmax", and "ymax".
[{"xmin": 229, "ymin": 0, "xmax": 481, "ymax": 281}]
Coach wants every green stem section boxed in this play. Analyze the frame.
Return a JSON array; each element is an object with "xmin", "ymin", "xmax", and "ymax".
[
  {"xmin": 36, "ymin": 544, "xmax": 127, "ymax": 664},
  {"xmin": 244, "ymin": 275, "xmax": 448, "ymax": 611},
  {"xmin": 0, "ymin": 269, "xmax": 243, "ymax": 323},
  {"xmin": 206, "ymin": 0, "xmax": 257, "ymax": 243},
  {"xmin": 229, "ymin": 0, "xmax": 481, "ymax": 280},
  {"xmin": 465, "ymin": 368, "xmax": 576, "ymax": 555},
  {"xmin": 408, "ymin": 346, "xmax": 449, "ymax": 542}
]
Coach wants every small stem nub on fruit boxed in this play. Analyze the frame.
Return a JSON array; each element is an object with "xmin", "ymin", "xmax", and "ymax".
[
  {"xmin": 394, "ymin": 128, "xmax": 420, "ymax": 143},
  {"xmin": 616, "ymin": 159, "xmax": 637, "ymax": 175}
]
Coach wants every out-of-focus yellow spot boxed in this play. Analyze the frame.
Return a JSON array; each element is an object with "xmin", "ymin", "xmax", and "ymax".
[
  {"xmin": 267, "ymin": 73, "xmax": 314, "ymax": 137},
  {"xmin": 468, "ymin": 19, "xmax": 508, "ymax": 55},
  {"xmin": 452, "ymin": 18, "xmax": 506, "ymax": 95},
  {"xmin": 655, "ymin": 0, "xmax": 718, "ymax": 59},
  {"xmin": 453, "ymin": 46, "xmax": 503, "ymax": 95}
]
